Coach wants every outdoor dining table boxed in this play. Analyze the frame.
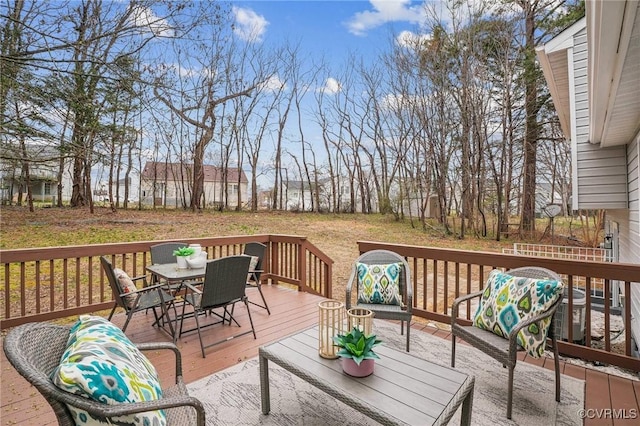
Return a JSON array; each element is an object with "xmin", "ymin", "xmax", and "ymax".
[
  {"xmin": 146, "ymin": 263, "xmax": 206, "ymax": 284},
  {"xmin": 145, "ymin": 263, "xmax": 207, "ymax": 341}
]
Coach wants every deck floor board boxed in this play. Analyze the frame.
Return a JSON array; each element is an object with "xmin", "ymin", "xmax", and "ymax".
[{"xmin": 2, "ymin": 284, "xmax": 638, "ymax": 425}]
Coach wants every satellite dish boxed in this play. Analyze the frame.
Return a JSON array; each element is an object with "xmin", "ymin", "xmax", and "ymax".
[{"xmin": 542, "ymin": 204, "xmax": 562, "ymax": 218}]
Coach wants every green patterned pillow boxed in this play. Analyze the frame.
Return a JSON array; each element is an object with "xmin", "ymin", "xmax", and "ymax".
[
  {"xmin": 357, "ymin": 262, "xmax": 402, "ymax": 305},
  {"xmin": 51, "ymin": 315, "xmax": 166, "ymax": 425},
  {"xmin": 473, "ymin": 270, "xmax": 564, "ymax": 357}
]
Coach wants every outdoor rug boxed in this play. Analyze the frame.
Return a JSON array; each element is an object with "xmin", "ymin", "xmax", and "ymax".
[{"xmin": 187, "ymin": 319, "xmax": 584, "ymax": 425}]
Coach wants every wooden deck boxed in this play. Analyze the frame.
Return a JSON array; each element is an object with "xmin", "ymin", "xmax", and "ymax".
[{"xmin": 2, "ymin": 284, "xmax": 639, "ymax": 425}]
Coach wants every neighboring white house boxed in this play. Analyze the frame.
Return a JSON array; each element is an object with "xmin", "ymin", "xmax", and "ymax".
[
  {"xmin": 283, "ymin": 177, "xmax": 382, "ymax": 213},
  {"xmin": 283, "ymin": 180, "xmax": 316, "ymax": 211},
  {"xmin": 0, "ymin": 142, "xmax": 73, "ymax": 204},
  {"xmin": 537, "ymin": 0, "xmax": 640, "ymax": 355},
  {"xmin": 140, "ymin": 161, "xmax": 248, "ymax": 208},
  {"xmin": 94, "ymin": 177, "xmax": 137, "ymax": 204}
]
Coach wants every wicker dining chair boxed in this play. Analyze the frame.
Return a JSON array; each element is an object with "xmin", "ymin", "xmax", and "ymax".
[
  {"xmin": 346, "ymin": 249, "xmax": 413, "ymax": 352},
  {"xmin": 150, "ymin": 242, "xmax": 190, "ymax": 266},
  {"xmin": 3, "ymin": 322, "xmax": 205, "ymax": 425},
  {"xmin": 243, "ymin": 242, "xmax": 270, "ymax": 314},
  {"xmin": 451, "ymin": 266, "xmax": 563, "ymax": 419},
  {"xmin": 179, "ymin": 255, "xmax": 256, "ymax": 358},
  {"xmin": 101, "ymin": 256, "xmax": 176, "ymax": 337}
]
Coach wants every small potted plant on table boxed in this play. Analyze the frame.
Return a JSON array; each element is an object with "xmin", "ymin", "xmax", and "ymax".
[
  {"xmin": 333, "ymin": 326, "xmax": 382, "ymax": 377},
  {"xmin": 173, "ymin": 246, "xmax": 195, "ymax": 269}
]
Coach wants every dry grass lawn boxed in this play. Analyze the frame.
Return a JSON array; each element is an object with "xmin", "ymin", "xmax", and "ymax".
[{"xmin": 1, "ymin": 206, "xmax": 518, "ymax": 293}]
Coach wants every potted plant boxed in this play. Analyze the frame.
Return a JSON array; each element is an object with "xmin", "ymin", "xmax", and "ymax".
[
  {"xmin": 333, "ymin": 327, "xmax": 382, "ymax": 377},
  {"xmin": 173, "ymin": 246, "xmax": 195, "ymax": 269}
]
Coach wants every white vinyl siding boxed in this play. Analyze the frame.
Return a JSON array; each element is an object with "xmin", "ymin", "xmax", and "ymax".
[
  {"xmin": 572, "ymin": 28, "xmax": 628, "ymax": 209},
  {"xmin": 629, "ymin": 138, "xmax": 639, "ymax": 234},
  {"xmin": 606, "ymin": 209, "xmax": 640, "ymax": 356},
  {"xmin": 605, "ymin": 133, "xmax": 640, "ymax": 357}
]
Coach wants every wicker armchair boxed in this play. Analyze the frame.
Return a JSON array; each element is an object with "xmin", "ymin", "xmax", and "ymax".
[
  {"xmin": 346, "ymin": 249, "xmax": 413, "ymax": 352},
  {"xmin": 451, "ymin": 266, "xmax": 563, "ymax": 419},
  {"xmin": 3, "ymin": 322, "xmax": 205, "ymax": 425}
]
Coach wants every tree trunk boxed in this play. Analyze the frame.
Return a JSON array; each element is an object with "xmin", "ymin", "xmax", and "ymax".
[
  {"xmin": 190, "ymin": 128, "xmax": 212, "ymax": 211},
  {"xmin": 520, "ymin": 1, "xmax": 539, "ymax": 234}
]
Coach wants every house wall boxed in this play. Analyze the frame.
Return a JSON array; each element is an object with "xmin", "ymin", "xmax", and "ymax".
[
  {"xmin": 203, "ymin": 181, "xmax": 247, "ymax": 208},
  {"xmin": 0, "ymin": 145, "xmax": 74, "ymax": 204},
  {"xmin": 606, "ymin": 131, "xmax": 640, "ymax": 356},
  {"xmin": 286, "ymin": 188, "xmax": 313, "ymax": 211},
  {"xmin": 140, "ymin": 179, "xmax": 248, "ymax": 208},
  {"xmin": 540, "ymin": 5, "xmax": 640, "ymax": 357},
  {"xmin": 572, "ymin": 28, "xmax": 628, "ymax": 210}
]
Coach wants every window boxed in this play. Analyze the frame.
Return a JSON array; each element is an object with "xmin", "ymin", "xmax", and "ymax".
[
  {"xmin": 230, "ymin": 184, "xmax": 238, "ymax": 195},
  {"xmin": 44, "ymin": 182, "xmax": 51, "ymax": 195}
]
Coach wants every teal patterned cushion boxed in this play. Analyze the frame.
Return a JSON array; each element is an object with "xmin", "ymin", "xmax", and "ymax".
[
  {"xmin": 51, "ymin": 315, "xmax": 166, "ymax": 425},
  {"xmin": 472, "ymin": 270, "xmax": 564, "ymax": 358},
  {"xmin": 356, "ymin": 262, "xmax": 402, "ymax": 305}
]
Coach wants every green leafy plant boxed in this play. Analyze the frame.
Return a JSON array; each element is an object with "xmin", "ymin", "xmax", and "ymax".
[
  {"xmin": 173, "ymin": 246, "xmax": 195, "ymax": 257},
  {"xmin": 332, "ymin": 327, "xmax": 382, "ymax": 365}
]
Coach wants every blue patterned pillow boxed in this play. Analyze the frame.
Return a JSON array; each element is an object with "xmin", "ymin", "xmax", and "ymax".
[
  {"xmin": 473, "ymin": 270, "xmax": 564, "ymax": 357},
  {"xmin": 51, "ymin": 315, "xmax": 166, "ymax": 425},
  {"xmin": 356, "ymin": 262, "xmax": 402, "ymax": 305}
]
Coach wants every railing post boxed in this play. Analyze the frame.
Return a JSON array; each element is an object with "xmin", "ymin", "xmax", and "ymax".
[
  {"xmin": 298, "ymin": 240, "xmax": 306, "ymax": 292},
  {"xmin": 270, "ymin": 238, "xmax": 279, "ymax": 285},
  {"xmin": 325, "ymin": 261, "xmax": 332, "ymax": 299}
]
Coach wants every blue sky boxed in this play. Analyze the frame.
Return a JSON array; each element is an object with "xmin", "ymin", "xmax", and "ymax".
[
  {"xmin": 226, "ymin": 1, "xmax": 432, "ymax": 141},
  {"xmin": 230, "ymin": 0, "xmax": 429, "ymax": 71},
  {"xmin": 131, "ymin": 1, "xmax": 455, "ymax": 189}
]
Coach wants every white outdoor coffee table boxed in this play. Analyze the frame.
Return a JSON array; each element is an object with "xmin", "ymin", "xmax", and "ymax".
[{"xmin": 259, "ymin": 326, "xmax": 474, "ymax": 425}]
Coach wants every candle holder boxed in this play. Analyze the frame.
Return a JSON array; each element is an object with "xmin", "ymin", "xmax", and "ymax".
[
  {"xmin": 318, "ymin": 300, "xmax": 344, "ymax": 359},
  {"xmin": 347, "ymin": 308, "xmax": 374, "ymax": 336}
]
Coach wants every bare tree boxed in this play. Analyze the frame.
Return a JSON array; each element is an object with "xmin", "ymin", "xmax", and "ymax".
[
  {"xmin": 271, "ymin": 51, "xmax": 298, "ymax": 211},
  {"xmin": 3, "ymin": 1, "xmax": 200, "ymax": 211},
  {"xmin": 154, "ymin": 9, "xmax": 271, "ymax": 211}
]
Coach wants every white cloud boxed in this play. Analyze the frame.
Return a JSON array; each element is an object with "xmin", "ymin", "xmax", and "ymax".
[
  {"xmin": 319, "ymin": 77, "xmax": 342, "ymax": 95},
  {"xmin": 396, "ymin": 30, "xmax": 431, "ymax": 48},
  {"xmin": 345, "ymin": 0, "xmax": 426, "ymax": 36},
  {"xmin": 232, "ymin": 6, "xmax": 269, "ymax": 42},
  {"xmin": 381, "ymin": 93, "xmax": 414, "ymax": 111},
  {"xmin": 130, "ymin": 5, "xmax": 174, "ymax": 37},
  {"xmin": 259, "ymin": 74, "xmax": 286, "ymax": 92}
]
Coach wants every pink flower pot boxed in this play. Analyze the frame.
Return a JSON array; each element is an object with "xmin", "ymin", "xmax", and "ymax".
[{"xmin": 341, "ymin": 358, "xmax": 375, "ymax": 377}]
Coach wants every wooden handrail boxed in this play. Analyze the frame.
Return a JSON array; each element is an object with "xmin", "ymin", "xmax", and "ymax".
[
  {"xmin": 0, "ymin": 235, "xmax": 333, "ymax": 329},
  {"xmin": 357, "ymin": 240, "xmax": 640, "ymax": 372},
  {"xmin": 4, "ymin": 235, "xmax": 637, "ymax": 371}
]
